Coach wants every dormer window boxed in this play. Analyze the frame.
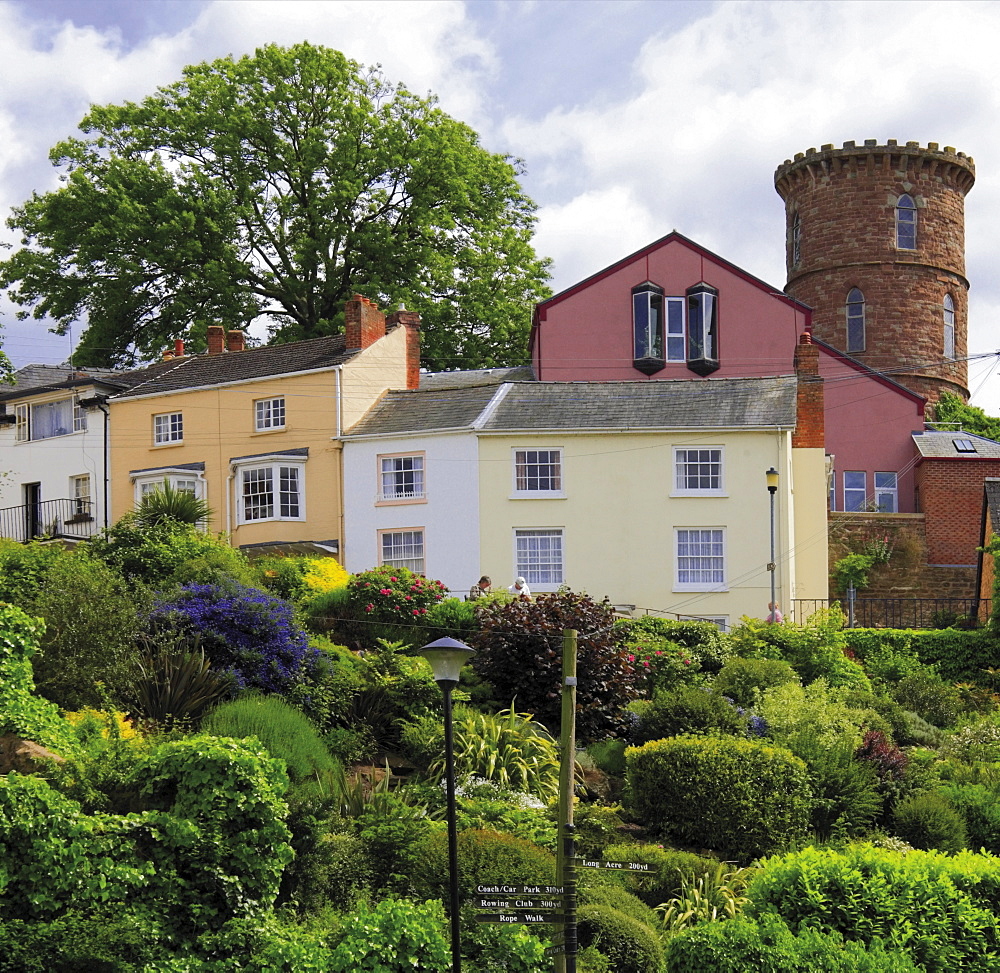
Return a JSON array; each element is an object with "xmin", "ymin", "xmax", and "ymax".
[
  {"xmin": 896, "ymin": 194, "xmax": 917, "ymax": 250},
  {"xmin": 686, "ymin": 283, "xmax": 720, "ymax": 376},
  {"xmin": 632, "ymin": 282, "xmax": 665, "ymax": 375}
]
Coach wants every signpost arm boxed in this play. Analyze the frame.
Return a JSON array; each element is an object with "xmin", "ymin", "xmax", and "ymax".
[{"xmin": 556, "ymin": 629, "xmax": 578, "ymax": 973}]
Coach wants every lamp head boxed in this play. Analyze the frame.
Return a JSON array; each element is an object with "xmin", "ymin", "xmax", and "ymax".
[
  {"xmin": 766, "ymin": 466, "xmax": 779, "ymax": 494},
  {"xmin": 420, "ymin": 637, "xmax": 475, "ymax": 685}
]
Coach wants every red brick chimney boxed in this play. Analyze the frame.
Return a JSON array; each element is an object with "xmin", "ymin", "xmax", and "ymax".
[
  {"xmin": 174, "ymin": 339, "xmax": 185, "ymax": 357},
  {"xmin": 386, "ymin": 308, "xmax": 421, "ymax": 389},
  {"xmin": 207, "ymin": 325, "xmax": 225, "ymax": 355},
  {"xmin": 793, "ymin": 332, "xmax": 824, "ymax": 448},
  {"xmin": 227, "ymin": 330, "xmax": 245, "ymax": 352},
  {"xmin": 344, "ymin": 294, "xmax": 386, "ymax": 350}
]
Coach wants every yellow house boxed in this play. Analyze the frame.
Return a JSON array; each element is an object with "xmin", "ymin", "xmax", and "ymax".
[{"xmin": 105, "ymin": 296, "xmax": 419, "ymax": 557}]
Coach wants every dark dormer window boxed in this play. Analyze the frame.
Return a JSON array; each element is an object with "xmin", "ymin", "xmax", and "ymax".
[
  {"xmin": 686, "ymin": 283, "xmax": 720, "ymax": 376},
  {"xmin": 896, "ymin": 194, "xmax": 917, "ymax": 250},
  {"xmin": 633, "ymin": 282, "xmax": 665, "ymax": 375}
]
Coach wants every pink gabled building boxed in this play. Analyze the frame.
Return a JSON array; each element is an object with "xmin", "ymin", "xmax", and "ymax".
[{"xmin": 530, "ymin": 230, "xmax": 927, "ymax": 514}]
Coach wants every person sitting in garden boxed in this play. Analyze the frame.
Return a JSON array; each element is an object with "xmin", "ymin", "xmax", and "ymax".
[
  {"xmin": 766, "ymin": 602, "xmax": 783, "ymax": 624},
  {"xmin": 468, "ymin": 575, "xmax": 492, "ymax": 600},
  {"xmin": 508, "ymin": 576, "xmax": 532, "ymax": 600}
]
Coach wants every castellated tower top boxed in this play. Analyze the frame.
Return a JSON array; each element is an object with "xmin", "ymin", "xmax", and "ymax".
[{"xmin": 773, "ymin": 139, "xmax": 975, "ymax": 406}]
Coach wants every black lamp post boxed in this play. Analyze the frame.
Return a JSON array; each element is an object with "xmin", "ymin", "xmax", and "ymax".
[
  {"xmin": 420, "ymin": 636, "xmax": 475, "ymax": 973},
  {"xmin": 766, "ymin": 467, "xmax": 779, "ymax": 619}
]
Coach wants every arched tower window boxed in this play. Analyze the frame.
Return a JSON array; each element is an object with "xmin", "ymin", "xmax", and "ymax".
[
  {"xmin": 896, "ymin": 193, "xmax": 917, "ymax": 250},
  {"xmin": 944, "ymin": 293, "xmax": 955, "ymax": 359},
  {"xmin": 846, "ymin": 288, "xmax": 865, "ymax": 352},
  {"xmin": 791, "ymin": 212, "xmax": 801, "ymax": 266}
]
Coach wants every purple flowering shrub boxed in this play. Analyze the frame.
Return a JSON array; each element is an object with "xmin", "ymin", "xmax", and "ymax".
[{"xmin": 148, "ymin": 583, "xmax": 317, "ymax": 693}]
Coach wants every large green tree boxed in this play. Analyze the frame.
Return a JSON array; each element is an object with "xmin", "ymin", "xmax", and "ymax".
[{"xmin": 0, "ymin": 43, "xmax": 550, "ymax": 369}]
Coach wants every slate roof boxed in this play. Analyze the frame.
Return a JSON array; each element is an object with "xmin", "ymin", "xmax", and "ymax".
[
  {"xmin": 0, "ymin": 364, "xmax": 124, "ymax": 403},
  {"xmin": 418, "ymin": 366, "xmax": 535, "ymax": 391},
  {"xmin": 346, "ymin": 376, "xmax": 798, "ymax": 438},
  {"xmin": 912, "ymin": 430, "xmax": 1000, "ymax": 459},
  {"xmin": 110, "ymin": 335, "xmax": 353, "ymax": 399}
]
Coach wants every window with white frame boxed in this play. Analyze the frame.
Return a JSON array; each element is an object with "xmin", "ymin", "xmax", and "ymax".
[
  {"xmin": 829, "ymin": 469, "xmax": 836, "ymax": 511},
  {"xmin": 132, "ymin": 471, "xmax": 203, "ymax": 506},
  {"xmin": 153, "ymin": 412, "xmax": 183, "ymax": 444},
  {"xmin": 846, "ymin": 288, "xmax": 865, "ymax": 353},
  {"xmin": 944, "ymin": 294, "xmax": 956, "ymax": 360},
  {"xmin": 514, "ymin": 529, "xmax": 564, "ymax": 587},
  {"xmin": 379, "ymin": 529, "xmax": 425, "ymax": 573},
  {"xmin": 679, "ymin": 615, "xmax": 730, "ymax": 632},
  {"xmin": 71, "ymin": 474, "xmax": 91, "ymax": 515},
  {"xmin": 14, "ymin": 397, "xmax": 81, "ymax": 442},
  {"xmin": 513, "ymin": 449, "xmax": 563, "ymax": 496},
  {"xmin": 896, "ymin": 193, "xmax": 917, "ymax": 250},
  {"xmin": 254, "ymin": 397, "xmax": 286, "ymax": 431},
  {"xmin": 875, "ymin": 472, "xmax": 898, "ymax": 513},
  {"xmin": 844, "ymin": 471, "xmax": 867, "ymax": 512},
  {"xmin": 239, "ymin": 463, "xmax": 304, "ymax": 523},
  {"xmin": 673, "ymin": 447, "xmax": 723, "ymax": 495},
  {"xmin": 675, "ymin": 528, "xmax": 726, "ymax": 590},
  {"xmin": 379, "ymin": 453, "xmax": 425, "ymax": 502}
]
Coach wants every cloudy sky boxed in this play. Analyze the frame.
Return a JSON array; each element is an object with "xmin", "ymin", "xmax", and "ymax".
[{"xmin": 2, "ymin": 0, "xmax": 1000, "ymax": 410}]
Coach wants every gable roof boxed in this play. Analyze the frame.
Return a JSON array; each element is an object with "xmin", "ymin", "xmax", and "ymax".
[
  {"xmin": 0, "ymin": 364, "xmax": 124, "ymax": 404},
  {"xmin": 109, "ymin": 335, "xmax": 354, "ymax": 399},
  {"xmin": 346, "ymin": 375, "xmax": 798, "ymax": 439},
  {"xmin": 913, "ymin": 430, "xmax": 1000, "ymax": 459},
  {"xmin": 530, "ymin": 229, "xmax": 811, "ymax": 352}
]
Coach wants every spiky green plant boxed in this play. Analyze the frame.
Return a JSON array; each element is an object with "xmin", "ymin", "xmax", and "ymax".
[
  {"xmin": 657, "ymin": 862, "xmax": 755, "ymax": 933},
  {"xmin": 134, "ymin": 479, "xmax": 213, "ymax": 528},
  {"xmin": 426, "ymin": 704, "xmax": 561, "ymax": 800}
]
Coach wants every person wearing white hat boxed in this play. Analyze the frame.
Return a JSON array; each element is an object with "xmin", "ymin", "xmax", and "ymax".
[{"xmin": 507, "ymin": 576, "xmax": 532, "ymax": 600}]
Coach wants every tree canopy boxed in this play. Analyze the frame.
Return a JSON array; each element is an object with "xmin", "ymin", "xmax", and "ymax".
[
  {"xmin": 930, "ymin": 391, "xmax": 1000, "ymax": 442},
  {"xmin": 0, "ymin": 43, "xmax": 551, "ymax": 369}
]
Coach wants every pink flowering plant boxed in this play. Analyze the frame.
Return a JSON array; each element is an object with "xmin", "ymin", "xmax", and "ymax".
[
  {"xmin": 343, "ymin": 565, "xmax": 448, "ymax": 647},
  {"xmin": 627, "ymin": 635, "xmax": 702, "ymax": 696}
]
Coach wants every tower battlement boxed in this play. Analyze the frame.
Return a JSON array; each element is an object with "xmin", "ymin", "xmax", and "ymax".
[{"xmin": 775, "ymin": 140, "xmax": 975, "ymax": 199}]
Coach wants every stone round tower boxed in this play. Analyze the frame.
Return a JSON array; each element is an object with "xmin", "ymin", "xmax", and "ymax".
[{"xmin": 774, "ymin": 139, "xmax": 975, "ymax": 405}]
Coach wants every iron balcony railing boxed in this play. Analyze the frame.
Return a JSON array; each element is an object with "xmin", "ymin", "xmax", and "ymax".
[
  {"xmin": 0, "ymin": 498, "xmax": 97, "ymax": 543},
  {"xmin": 792, "ymin": 597, "xmax": 989, "ymax": 630}
]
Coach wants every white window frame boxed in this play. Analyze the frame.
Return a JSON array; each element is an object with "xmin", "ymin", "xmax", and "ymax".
[
  {"xmin": 70, "ymin": 474, "xmax": 92, "ymax": 516},
  {"xmin": 514, "ymin": 528, "xmax": 564, "ymax": 590},
  {"xmin": 377, "ymin": 452, "xmax": 426, "ymax": 503},
  {"xmin": 132, "ymin": 469, "xmax": 206, "ymax": 507},
  {"xmin": 73, "ymin": 397, "xmax": 87, "ymax": 433},
  {"xmin": 829, "ymin": 469, "xmax": 837, "ymax": 511},
  {"xmin": 674, "ymin": 528, "xmax": 727, "ymax": 592},
  {"xmin": 679, "ymin": 615, "xmax": 730, "ymax": 633},
  {"xmin": 944, "ymin": 294, "xmax": 956, "ymax": 360},
  {"xmin": 844, "ymin": 471, "xmax": 867, "ymax": 512},
  {"xmin": 874, "ymin": 472, "xmax": 898, "ymax": 513},
  {"xmin": 14, "ymin": 403, "xmax": 28, "ymax": 443},
  {"xmin": 153, "ymin": 412, "xmax": 184, "ymax": 445},
  {"xmin": 673, "ymin": 446, "xmax": 725, "ymax": 496},
  {"xmin": 254, "ymin": 396, "xmax": 286, "ymax": 431},
  {"xmin": 378, "ymin": 528, "xmax": 425, "ymax": 574},
  {"xmin": 664, "ymin": 296, "xmax": 686, "ymax": 362},
  {"xmin": 512, "ymin": 448, "xmax": 565, "ymax": 498},
  {"xmin": 235, "ymin": 457, "xmax": 306, "ymax": 525}
]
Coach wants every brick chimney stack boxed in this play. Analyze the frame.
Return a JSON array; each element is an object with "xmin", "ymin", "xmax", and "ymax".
[
  {"xmin": 174, "ymin": 339, "xmax": 185, "ymax": 357},
  {"xmin": 207, "ymin": 325, "xmax": 225, "ymax": 355},
  {"xmin": 227, "ymin": 330, "xmax": 245, "ymax": 352},
  {"xmin": 345, "ymin": 294, "xmax": 387, "ymax": 350},
  {"xmin": 386, "ymin": 308, "xmax": 421, "ymax": 389},
  {"xmin": 793, "ymin": 332, "xmax": 824, "ymax": 449}
]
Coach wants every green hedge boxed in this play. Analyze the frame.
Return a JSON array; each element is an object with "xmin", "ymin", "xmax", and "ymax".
[
  {"xmin": 844, "ymin": 629, "xmax": 1000, "ymax": 683},
  {"xmin": 625, "ymin": 735, "xmax": 811, "ymax": 861},
  {"xmin": 577, "ymin": 903, "xmax": 664, "ymax": 973},
  {"xmin": 746, "ymin": 844, "xmax": 1000, "ymax": 971},
  {"xmin": 663, "ymin": 914, "xmax": 920, "ymax": 973}
]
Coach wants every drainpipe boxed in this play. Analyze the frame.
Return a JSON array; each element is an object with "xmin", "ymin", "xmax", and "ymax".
[
  {"xmin": 226, "ymin": 463, "xmax": 236, "ymax": 541},
  {"xmin": 78, "ymin": 394, "xmax": 110, "ymax": 528}
]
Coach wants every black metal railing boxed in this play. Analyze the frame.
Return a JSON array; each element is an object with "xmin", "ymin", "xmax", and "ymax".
[
  {"xmin": 792, "ymin": 597, "xmax": 989, "ymax": 629},
  {"xmin": 0, "ymin": 498, "xmax": 97, "ymax": 543}
]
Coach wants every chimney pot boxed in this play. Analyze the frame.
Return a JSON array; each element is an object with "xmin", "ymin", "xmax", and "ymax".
[{"xmin": 174, "ymin": 338, "xmax": 185, "ymax": 357}]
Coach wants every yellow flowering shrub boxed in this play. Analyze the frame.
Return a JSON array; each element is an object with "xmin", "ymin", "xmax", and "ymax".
[
  {"xmin": 303, "ymin": 557, "xmax": 350, "ymax": 593},
  {"xmin": 64, "ymin": 708, "xmax": 139, "ymax": 741}
]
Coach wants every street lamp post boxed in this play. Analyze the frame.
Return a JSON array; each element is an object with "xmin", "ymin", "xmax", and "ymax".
[
  {"xmin": 766, "ymin": 467, "xmax": 779, "ymax": 619},
  {"xmin": 420, "ymin": 636, "xmax": 476, "ymax": 973}
]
